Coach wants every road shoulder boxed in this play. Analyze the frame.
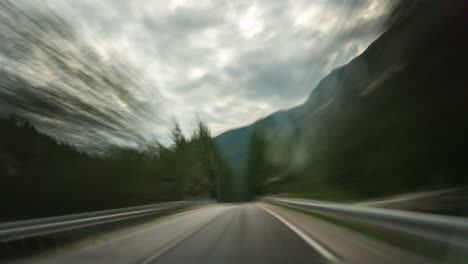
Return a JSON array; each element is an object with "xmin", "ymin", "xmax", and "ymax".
[{"xmin": 262, "ymin": 203, "xmax": 436, "ymax": 264}]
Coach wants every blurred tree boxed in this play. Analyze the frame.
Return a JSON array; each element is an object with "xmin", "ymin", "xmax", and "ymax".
[
  {"xmin": 245, "ymin": 125, "xmax": 278, "ymax": 200},
  {"xmin": 0, "ymin": 117, "xmax": 230, "ymax": 219}
]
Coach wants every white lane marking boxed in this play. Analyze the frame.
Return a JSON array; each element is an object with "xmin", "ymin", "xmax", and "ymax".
[
  {"xmin": 139, "ymin": 205, "xmax": 235, "ymax": 264},
  {"xmin": 260, "ymin": 204, "xmax": 341, "ymax": 263},
  {"xmin": 139, "ymin": 232, "xmax": 189, "ymax": 264}
]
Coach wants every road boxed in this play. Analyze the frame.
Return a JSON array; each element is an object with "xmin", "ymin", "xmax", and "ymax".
[
  {"xmin": 19, "ymin": 203, "xmax": 330, "ymax": 264},
  {"xmin": 14, "ymin": 201, "xmax": 446, "ymax": 264}
]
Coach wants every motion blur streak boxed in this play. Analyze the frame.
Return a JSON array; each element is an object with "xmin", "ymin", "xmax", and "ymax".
[
  {"xmin": 0, "ymin": 1, "xmax": 163, "ymax": 153},
  {"xmin": 0, "ymin": 0, "xmax": 397, "ymax": 151},
  {"xmin": 0, "ymin": 0, "xmax": 467, "ymax": 263}
]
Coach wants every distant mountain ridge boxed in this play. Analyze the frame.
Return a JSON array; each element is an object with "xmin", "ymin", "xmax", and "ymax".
[{"xmin": 215, "ymin": 105, "xmax": 303, "ymax": 175}]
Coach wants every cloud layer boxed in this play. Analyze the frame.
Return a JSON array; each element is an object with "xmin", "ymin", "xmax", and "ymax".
[{"xmin": 0, "ymin": 0, "xmax": 395, "ymax": 149}]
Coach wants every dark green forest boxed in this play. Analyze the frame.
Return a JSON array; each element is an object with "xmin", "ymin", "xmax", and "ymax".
[{"xmin": 0, "ymin": 118, "xmax": 233, "ymax": 219}]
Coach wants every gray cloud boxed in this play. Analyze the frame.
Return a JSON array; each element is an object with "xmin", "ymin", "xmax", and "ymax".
[
  {"xmin": 0, "ymin": 1, "xmax": 165, "ymax": 152},
  {"xmin": 1, "ymin": 0, "xmax": 396, "ymax": 149}
]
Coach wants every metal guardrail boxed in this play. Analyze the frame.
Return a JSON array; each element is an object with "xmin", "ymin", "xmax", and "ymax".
[
  {"xmin": 264, "ymin": 197, "xmax": 468, "ymax": 253},
  {"xmin": 0, "ymin": 201, "xmax": 201, "ymax": 243}
]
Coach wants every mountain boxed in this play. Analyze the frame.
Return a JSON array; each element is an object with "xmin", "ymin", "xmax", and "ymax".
[
  {"xmin": 215, "ymin": 0, "xmax": 467, "ymax": 198},
  {"xmin": 215, "ymin": 105, "xmax": 302, "ymax": 176}
]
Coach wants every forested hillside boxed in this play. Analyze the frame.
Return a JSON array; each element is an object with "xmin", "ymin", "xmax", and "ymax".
[
  {"xmin": 219, "ymin": 0, "xmax": 467, "ymax": 200},
  {"xmin": 215, "ymin": 105, "xmax": 302, "ymax": 176},
  {"xmin": 0, "ymin": 118, "xmax": 232, "ymax": 219}
]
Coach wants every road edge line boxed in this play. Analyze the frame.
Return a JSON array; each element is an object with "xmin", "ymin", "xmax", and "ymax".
[{"xmin": 260, "ymin": 204, "xmax": 341, "ymax": 263}]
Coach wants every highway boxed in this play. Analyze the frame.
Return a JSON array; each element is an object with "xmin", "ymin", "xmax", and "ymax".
[
  {"xmin": 12, "ymin": 201, "xmax": 461, "ymax": 264},
  {"xmin": 17, "ymin": 203, "xmax": 328, "ymax": 264},
  {"xmin": 146, "ymin": 204, "xmax": 328, "ymax": 264}
]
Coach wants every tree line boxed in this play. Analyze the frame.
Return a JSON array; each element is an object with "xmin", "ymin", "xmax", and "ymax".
[{"xmin": 0, "ymin": 117, "xmax": 233, "ymax": 219}]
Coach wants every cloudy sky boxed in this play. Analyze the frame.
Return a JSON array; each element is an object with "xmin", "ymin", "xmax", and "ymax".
[{"xmin": 0, "ymin": 0, "xmax": 395, "ymax": 149}]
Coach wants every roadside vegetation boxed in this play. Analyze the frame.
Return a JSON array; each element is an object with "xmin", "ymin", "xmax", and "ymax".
[{"xmin": 0, "ymin": 118, "xmax": 232, "ymax": 219}]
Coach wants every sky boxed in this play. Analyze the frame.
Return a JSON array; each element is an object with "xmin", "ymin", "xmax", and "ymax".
[{"xmin": 0, "ymin": 0, "xmax": 395, "ymax": 151}]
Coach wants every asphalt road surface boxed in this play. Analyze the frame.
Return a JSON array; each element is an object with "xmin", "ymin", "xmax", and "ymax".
[
  {"xmin": 20, "ymin": 203, "xmax": 330, "ymax": 264},
  {"xmin": 148, "ymin": 203, "xmax": 327, "ymax": 264}
]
